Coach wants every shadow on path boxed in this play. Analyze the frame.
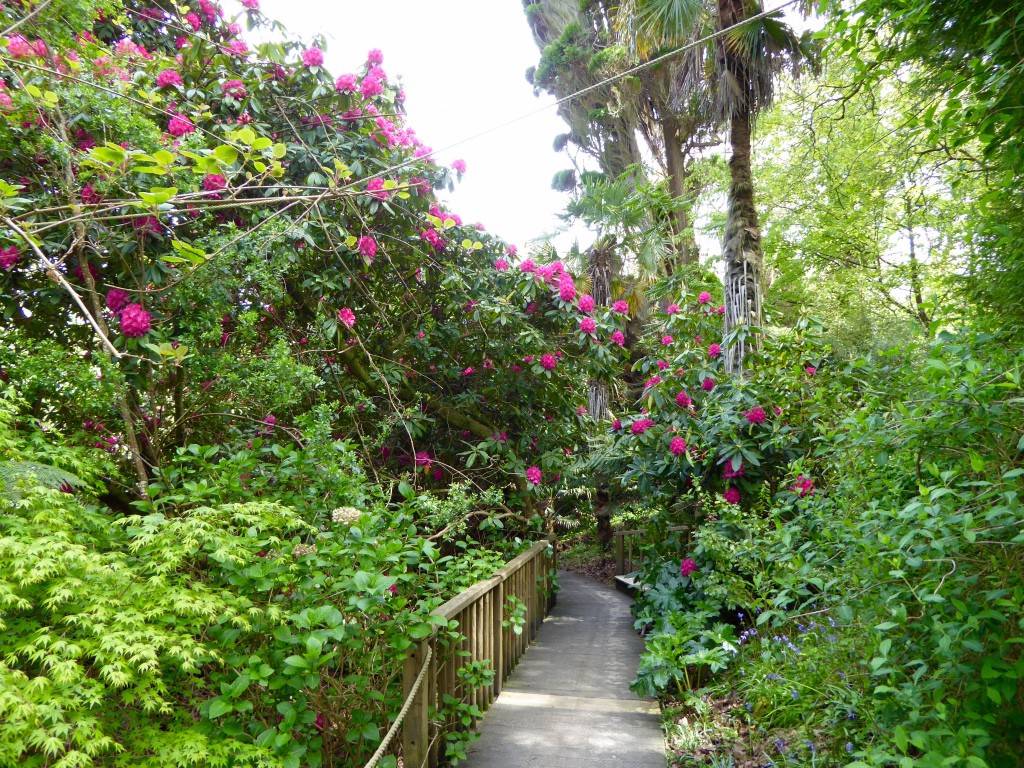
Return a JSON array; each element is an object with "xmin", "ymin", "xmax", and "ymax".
[{"xmin": 460, "ymin": 570, "xmax": 665, "ymax": 767}]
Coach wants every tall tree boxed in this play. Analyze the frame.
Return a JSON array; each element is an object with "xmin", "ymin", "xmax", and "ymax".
[{"xmin": 616, "ymin": 0, "xmax": 809, "ymax": 372}]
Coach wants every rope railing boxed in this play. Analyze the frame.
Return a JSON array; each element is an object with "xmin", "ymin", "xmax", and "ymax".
[{"xmin": 361, "ymin": 645, "xmax": 433, "ymax": 768}]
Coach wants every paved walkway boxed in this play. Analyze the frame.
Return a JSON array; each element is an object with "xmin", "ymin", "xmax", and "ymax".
[{"xmin": 461, "ymin": 570, "xmax": 665, "ymax": 768}]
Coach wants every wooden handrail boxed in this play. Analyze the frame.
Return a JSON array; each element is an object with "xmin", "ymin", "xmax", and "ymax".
[
  {"xmin": 613, "ymin": 525, "xmax": 691, "ymax": 575},
  {"xmin": 401, "ymin": 536, "xmax": 556, "ymax": 768}
]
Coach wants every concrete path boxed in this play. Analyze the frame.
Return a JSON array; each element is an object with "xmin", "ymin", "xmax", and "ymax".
[{"xmin": 461, "ymin": 570, "xmax": 665, "ymax": 768}]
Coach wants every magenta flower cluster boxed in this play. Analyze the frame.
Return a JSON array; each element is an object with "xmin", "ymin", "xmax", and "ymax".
[
  {"xmin": 526, "ymin": 466, "xmax": 542, "ymax": 486},
  {"xmin": 119, "ymin": 303, "xmax": 152, "ymax": 337}
]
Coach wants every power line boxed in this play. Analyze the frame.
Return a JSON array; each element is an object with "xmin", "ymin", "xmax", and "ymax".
[{"xmin": 410, "ymin": 0, "xmax": 802, "ymax": 166}]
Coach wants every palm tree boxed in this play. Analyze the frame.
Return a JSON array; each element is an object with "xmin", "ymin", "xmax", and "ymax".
[{"xmin": 616, "ymin": 0, "xmax": 811, "ymax": 372}]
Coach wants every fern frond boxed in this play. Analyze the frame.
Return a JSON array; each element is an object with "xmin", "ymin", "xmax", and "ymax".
[{"xmin": 0, "ymin": 461, "xmax": 88, "ymax": 501}]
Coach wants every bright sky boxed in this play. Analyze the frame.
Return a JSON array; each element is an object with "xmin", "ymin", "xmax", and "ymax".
[{"xmin": 251, "ymin": 0, "xmax": 578, "ymax": 252}]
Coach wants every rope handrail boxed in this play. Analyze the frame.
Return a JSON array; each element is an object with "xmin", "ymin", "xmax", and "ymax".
[{"xmin": 361, "ymin": 645, "xmax": 433, "ymax": 768}]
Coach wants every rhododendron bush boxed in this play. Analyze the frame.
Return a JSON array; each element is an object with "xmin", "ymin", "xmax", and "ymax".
[
  {"xmin": 597, "ymin": 277, "xmax": 827, "ymax": 516},
  {"xmin": 0, "ymin": 0, "xmax": 624, "ymax": 502},
  {"xmin": 0, "ymin": 1, "xmax": 626, "ymax": 766}
]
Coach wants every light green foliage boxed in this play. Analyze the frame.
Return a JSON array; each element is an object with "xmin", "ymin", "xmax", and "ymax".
[{"xmin": 754, "ymin": 60, "xmax": 974, "ymax": 354}]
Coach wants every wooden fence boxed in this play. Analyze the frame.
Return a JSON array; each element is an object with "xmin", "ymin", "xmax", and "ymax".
[
  {"xmin": 612, "ymin": 525, "xmax": 691, "ymax": 575},
  {"xmin": 400, "ymin": 537, "xmax": 556, "ymax": 768}
]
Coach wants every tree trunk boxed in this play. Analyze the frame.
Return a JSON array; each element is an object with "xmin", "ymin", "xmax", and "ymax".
[
  {"xmin": 586, "ymin": 239, "xmax": 614, "ymax": 420},
  {"xmin": 662, "ymin": 114, "xmax": 697, "ymax": 269},
  {"xmin": 722, "ymin": 106, "xmax": 763, "ymax": 375}
]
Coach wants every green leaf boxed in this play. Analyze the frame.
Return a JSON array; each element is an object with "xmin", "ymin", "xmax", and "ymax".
[
  {"xmin": 139, "ymin": 187, "xmax": 178, "ymax": 206},
  {"xmin": 398, "ymin": 480, "xmax": 415, "ymax": 500},
  {"xmin": 214, "ymin": 145, "xmax": 239, "ymax": 165},
  {"xmin": 208, "ymin": 699, "xmax": 234, "ymax": 719}
]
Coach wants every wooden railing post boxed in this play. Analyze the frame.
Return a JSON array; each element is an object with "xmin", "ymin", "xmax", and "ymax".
[
  {"xmin": 402, "ymin": 640, "xmax": 429, "ymax": 768},
  {"xmin": 493, "ymin": 579, "xmax": 504, "ymax": 695},
  {"xmin": 614, "ymin": 532, "xmax": 624, "ymax": 575}
]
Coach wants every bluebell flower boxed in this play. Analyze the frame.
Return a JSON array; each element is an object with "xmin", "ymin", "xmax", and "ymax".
[
  {"xmin": 846, "ymin": 742, "xmax": 854, "ymax": 753},
  {"xmin": 791, "ymin": 689, "xmax": 799, "ymax": 700}
]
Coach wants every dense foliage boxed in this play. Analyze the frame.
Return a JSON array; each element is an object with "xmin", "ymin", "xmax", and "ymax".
[{"xmin": 3, "ymin": 0, "xmax": 1024, "ymax": 767}]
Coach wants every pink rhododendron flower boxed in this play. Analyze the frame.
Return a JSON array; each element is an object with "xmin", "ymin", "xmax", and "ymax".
[
  {"xmin": 666, "ymin": 304, "xmax": 680, "ymax": 314},
  {"xmin": 745, "ymin": 406, "xmax": 767, "ymax": 424},
  {"xmin": 337, "ymin": 307, "xmax": 356, "ymax": 328},
  {"xmin": 106, "ymin": 288, "xmax": 130, "ymax": 313},
  {"xmin": 335, "ymin": 73, "xmax": 357, "ymax": 91},
  {"xmin": 6, "ymin": 35, "xmax": 35, "ymax": 59},
  {"xmin": 701, "ymin": 377, "xmax": 715, "ymax": 391},
  {"xmin": 580, "ymin": 317, "xmax": 596, "ymax": 334},
  {"xmin": 451, "ymin": 158, "xmax": 467, "ymax": 173},
  {"xmin": 611, "ymin": 330, "xmax": 625, "ymax": 347},
  {"xmin": 81, "ymin": 184, "xmax": 101, "ymax": 205},
  {"xmin": 358, "ymin": 235, "xmax": 377, "ymax": 261},
  {"xmin": 670, "ymin": 436, "xmax": 687, "ymax": 456},
  {"xmin": 0, "ymin": 92, "xmax": 11, "ymax": 110},
  {"xmin": 222, "ymin": 79, "xmax": 246, "ymax": 99},
  {"xmin": 631, "ymin": 418, "xmax": 655, "ymax": 435},
  {"xmin": 645, "ymin": 376, "xmax": 662, "ymax": 389},
  {"xmin": 791, "ymin": 475, "xmax": 814, "ymax": 497},
  {"xmin": 723, "ymin": 487, "xmax": 741, "ymax": 504},
  {"xmin": 662, "ymin": 335, "xmax": 673, "ymax": 345},
  {"xmin": 612, "ymin": 300, "xmax": 629, "ymax": 314},
  {"xmin": 558, "ymin": 273, "xmax": 576, "ymax": 302},
  {"xmin": 680, "ymin": 558, "xmax": 698, "ymax": 576},
  {"xmin": 185, "ymin": 11, "xmax": 202, "ymax": 30},
  {"xmin": 241, "ymin": 0, "xmax": 259, "ymax": 8},
  {"xmin": 167, "ymin": 113, "xmax": 195, "ymax": 136},
  {"xmin": 366, "ymin": 177, "xmax": 390, "ymax": 200},
  {"xmin": 519, "ymin": 259, "xmax": 536, "ymax": 273},
  {"xmin": 226, "ymin": 40, "xmax": 249, "ymax": 56},
  {"xmin": 361, "ymin": 75, "xmax": 383, "ymax": 98},
  {"xmin": 462, "ymin": 367, "xmax": 474, "ymax": 376},
  {"xmin": 698, "ymin": 291, "xmax": 712, "ymax": 304},
  {"xmin": 302, "ymin": 47, "xmax": 324, "ymax": 67},
  {"xmin": 805, "ymin": 365, "xmax": 817, "ymax": 376},
  {"xmin": 119, "ymin": 303, "xmax": 151, "ymax": 337},
  {"xmin": 676, "ymin": 391, "xmax": 691, "ymax": 408},
  {"xmin": 578, "ymin": 294, "xmax": 595, "ymax": 313},
  {"xmin": 73, "ymin": 263, "xmax": 100, "ymax": 282},
  {"xmin": 494, "ymin": 258, "xmax": 509, "ymax": 271},
  {"xmin": 708, "ymin": 343, "xmax": 721, "ymax": 358},
  {"xmin": 156, "ymin": 69, "xmax": 182, "ymax": 87},
  {"xmin": 540, "ymin": 353, "xmax": 557, "ymax": 371},
  {"xmin": 0, "ymin": 246, "xmax": 19, "ymax": 270},
  {"xmin": 421, "ymin": 228, "xmax": 444, "ymax": 250},
  {"xmin": 657, "ymin": 360, "xmax": 669, "ymax": 371},
  {"xmin": 722, "ymin": 460, "xmax": 744, "ymax": 479},
  {"xmin": 506, "ymin": 244, "xmax": 518, "ymax": 256},
  {"xmin": 612, "ymin": 419, "xmax": 622, "ymax": 431},
  {"xmin": 526, "ymin": 466, "xmax": 542, "ymax": 486},
  {"xmin": 368, "ymin": 48, "xmax": 384, "ymax": 65},
  {"xmin": 202, "ymin": 174, "xmax": 227, "ymax": 192}
]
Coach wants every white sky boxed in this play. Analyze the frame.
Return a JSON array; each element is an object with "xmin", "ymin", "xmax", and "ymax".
[{"xmin": 251, "ymin": 0, "xmax": 579, "ymax": 252}]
